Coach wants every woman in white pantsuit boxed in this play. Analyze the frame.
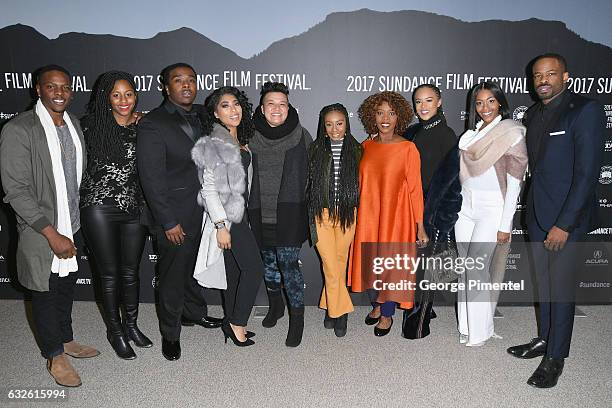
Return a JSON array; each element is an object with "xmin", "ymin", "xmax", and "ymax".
[{"xmin": 455, "ymin": 82, "xmax": 528, "ymax": 347}]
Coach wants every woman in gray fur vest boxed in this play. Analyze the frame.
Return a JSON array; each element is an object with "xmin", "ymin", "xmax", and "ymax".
[{"xmin": 191, "ymin": 86, "xmax": 263, "ymax": 347}]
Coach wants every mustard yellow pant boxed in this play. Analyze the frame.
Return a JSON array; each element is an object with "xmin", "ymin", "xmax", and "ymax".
[{"xmin": 315, "ymin": 210, "xmax": 355, "ymax": 317}]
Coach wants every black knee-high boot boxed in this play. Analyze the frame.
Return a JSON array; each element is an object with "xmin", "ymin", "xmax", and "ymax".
[
  {"xmin": 122, "ymin": 274, "xmax": 153, "ymax": 348},
  {"xmin": 101, "ymin": 274, "xmax": 136, "ymax": 359}
]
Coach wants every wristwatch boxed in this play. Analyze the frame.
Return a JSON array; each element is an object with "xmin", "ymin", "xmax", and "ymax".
[{"xmin": 214, "ymin": 221, "xmax": 227, "ymax": 230}]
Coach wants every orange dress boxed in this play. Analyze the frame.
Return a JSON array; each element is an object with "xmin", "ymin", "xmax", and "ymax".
[{"xmin": 348, "ymin": 139, "xmax": 424, "ymax": 308}]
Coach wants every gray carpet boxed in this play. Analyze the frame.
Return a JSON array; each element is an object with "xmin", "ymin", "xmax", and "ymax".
[{"xmin": 1, "ymin": 300, "xmax": 611, "ymax": 408}]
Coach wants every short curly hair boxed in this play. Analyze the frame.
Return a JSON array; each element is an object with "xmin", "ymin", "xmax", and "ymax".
[{"xmin": 358, "ymin": 91, "xmax": 414, "ymax": 136}]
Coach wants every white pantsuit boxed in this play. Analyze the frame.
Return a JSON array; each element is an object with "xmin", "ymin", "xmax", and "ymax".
[
  {"xmin": 455, "ymin": 188, "xmax": 503, "ymax": 345},
  {"xmin": 455, "ymin": 116, "xmax": 523, "ymax": 346}
]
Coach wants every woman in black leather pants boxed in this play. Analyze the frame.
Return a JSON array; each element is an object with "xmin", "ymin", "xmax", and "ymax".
[{"xmin": 80, "ymin": 71, "xmax": 152, "ymax": 359}]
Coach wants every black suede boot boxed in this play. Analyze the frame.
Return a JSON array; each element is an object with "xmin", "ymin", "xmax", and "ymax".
[
  {"xmin": 285, "ymin": 306, "xmax": 304, "ymax": 347},
  {"xmin": 123, "ymin": 275, "xmax": 153, "ymax": 348},
  {"xmin": 262, "ymin": 289, "xmax": 285, "ymax": 328}
]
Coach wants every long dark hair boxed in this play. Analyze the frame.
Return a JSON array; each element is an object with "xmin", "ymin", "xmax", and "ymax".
[
  {"xmin": 467, "ymin": 81, "xmax": 510, "ymax": 129},
  {"xmin": 81, "ymin": 71, "xmax": 137, "ymax": 160},
  {"xmin": 202, "ymin": 86, "xmax": 254, "ymax": 146},
  {"xmin": 308, "ymin": 103, "xmax": 360, "ymax": 230}
]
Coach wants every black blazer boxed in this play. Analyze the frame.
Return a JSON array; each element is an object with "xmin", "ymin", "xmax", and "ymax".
[
  {"xmin": 525, "ymin": 92, "xmax": 605, "ymax": 233},
  {"xmin": 137, "ymin": 100, "xmax": 203, "ymax": 234}
]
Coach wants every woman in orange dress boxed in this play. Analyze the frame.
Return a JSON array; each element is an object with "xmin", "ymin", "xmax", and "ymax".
[{"xmin": 349, "ymin": 91, "xmax": 428, "ymax": 336}]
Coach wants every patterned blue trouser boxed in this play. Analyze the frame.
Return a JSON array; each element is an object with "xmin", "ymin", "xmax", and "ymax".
[{"xmin": 261, "ymin": 246, "xmax": 304, "ymax": 308}]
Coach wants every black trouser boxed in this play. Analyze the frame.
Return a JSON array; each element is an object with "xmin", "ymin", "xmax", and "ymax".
[
  {"xmin": 80, "ymin": 205, "xmax": 146, "ymax": 336},
  {"xmin": 528, "ymin": 221, "xmax": 584, "ymax": 359},
  {"xmin": 154, "ymin": 224, "xmax": 208, "ymax": 341},
  {"xmin": 31, "ymin": 231, "xmax": 82, "ymax": 359},
  {"xmin": 223, "ymin": 218, "xmax": 264, "ymax": 326}
]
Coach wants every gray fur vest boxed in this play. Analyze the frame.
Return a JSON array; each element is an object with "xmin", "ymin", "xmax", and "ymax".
[{"xmin": 191, "ymin": 124, "xmax": 246, "ymax": 223}]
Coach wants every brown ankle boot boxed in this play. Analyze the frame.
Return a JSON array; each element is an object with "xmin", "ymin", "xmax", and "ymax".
[
  {"xmin": 63, "ymin": 340, "xmax": 100, "ymax": 358},
  {"xmin": 47, "ymin": 354, "xmax": 82, "ymax": 387}
]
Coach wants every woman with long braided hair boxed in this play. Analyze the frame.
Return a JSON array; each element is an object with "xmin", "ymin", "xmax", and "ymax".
[
  {"xmin": 80, "ymin": 71, "xmax": 152, "ymax": 359},
  {"xmin": 306, "ymin": 103, "xmax": 362, "ymax": 337}
]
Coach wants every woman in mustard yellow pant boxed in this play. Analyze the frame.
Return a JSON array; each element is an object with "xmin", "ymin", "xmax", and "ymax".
[{"xmin": 307, "ymin": 103, "xmax": 362, "ymax": 337}]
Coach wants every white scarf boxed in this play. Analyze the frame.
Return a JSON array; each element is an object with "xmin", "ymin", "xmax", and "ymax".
[
  {"xmin": 35, "ymin": 99, "xmax": 83, "ymax": 276},
  {"xmin": 458, "ymin": 115, "xmax": 502, "ymax": 151}
]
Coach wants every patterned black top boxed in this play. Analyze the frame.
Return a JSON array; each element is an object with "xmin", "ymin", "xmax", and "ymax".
[{"xmin": 79, "ymin": 124, "xmax": 143, "ymax": 215}]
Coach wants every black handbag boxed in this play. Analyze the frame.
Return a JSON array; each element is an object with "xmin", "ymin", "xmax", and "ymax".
[{"xmin": 424, "ymin": 229, "xmax": 459, "ymax": 284}]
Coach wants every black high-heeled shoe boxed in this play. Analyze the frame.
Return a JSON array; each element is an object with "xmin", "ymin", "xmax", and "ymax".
[
  {"xmin": 222, "ymin": 323, "xmax": 255, "ymax": 347},
  {"xmin": 245, "ymin": 331, "xmax": 255, "ymax": 339}
]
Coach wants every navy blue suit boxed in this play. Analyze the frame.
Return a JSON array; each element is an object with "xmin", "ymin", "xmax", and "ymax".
[{"xmin": 525, "ymin": 91, "xmax": 605, "ymax": 358}]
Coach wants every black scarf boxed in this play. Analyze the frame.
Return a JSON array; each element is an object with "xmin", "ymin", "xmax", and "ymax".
[
  {"xmin": 307, "ymin": 135, "xmax": 360, "ymax": 230},
  {"xmin": 253, "ymin": 104, "xmax": 300, "ymax": 140}
]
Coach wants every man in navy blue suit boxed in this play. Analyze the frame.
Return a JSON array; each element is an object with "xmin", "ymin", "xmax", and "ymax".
[{"xmin": 507, "ymin": 53, "xmax": 605, "ymax": 388}]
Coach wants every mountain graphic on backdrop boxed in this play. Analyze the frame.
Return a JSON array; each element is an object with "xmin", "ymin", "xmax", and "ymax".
[
  {"xmin": 1, "ymin": 9, "xmax": 611, "ymax": 303},
  {"xmin": 1, "ymin": 8, "xmax": 611, "ymax": 134}
]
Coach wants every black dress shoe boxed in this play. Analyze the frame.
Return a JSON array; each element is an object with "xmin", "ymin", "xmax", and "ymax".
[
  {"xmin": 324, "ymin": 312, "xmax": 335, "ymax": 329},
  {"xmin": 162, "ymin": 338, "xmax": 181, "ymax": 361},
  {"xmin": 527, "ymin": 357, "xmax": 564, "ymax": 388},
  {"xmin": 374, "ymin": 317, "xmax": 393, "ymax": 337},
  {"xmin": 507, "ymin": 338, "xmax": 547, "ymax": 359},
  {"xmin": 334, "ymin": 314, "xmax": 348, "ymax": 337},
  {"xmin": 181, "ymin": 315, "xmax": 223, "ymax": 329}
]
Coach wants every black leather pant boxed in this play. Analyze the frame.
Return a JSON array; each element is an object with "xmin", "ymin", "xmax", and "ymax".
[{"xmin": 81, "ymin": 205, "xmax": 146, "ymax": 336}]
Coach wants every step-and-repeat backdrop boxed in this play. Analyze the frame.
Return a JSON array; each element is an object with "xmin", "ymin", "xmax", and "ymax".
[{"xmin": 1, "ymin": 10, "xmax": 611, "ymax": 305}]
